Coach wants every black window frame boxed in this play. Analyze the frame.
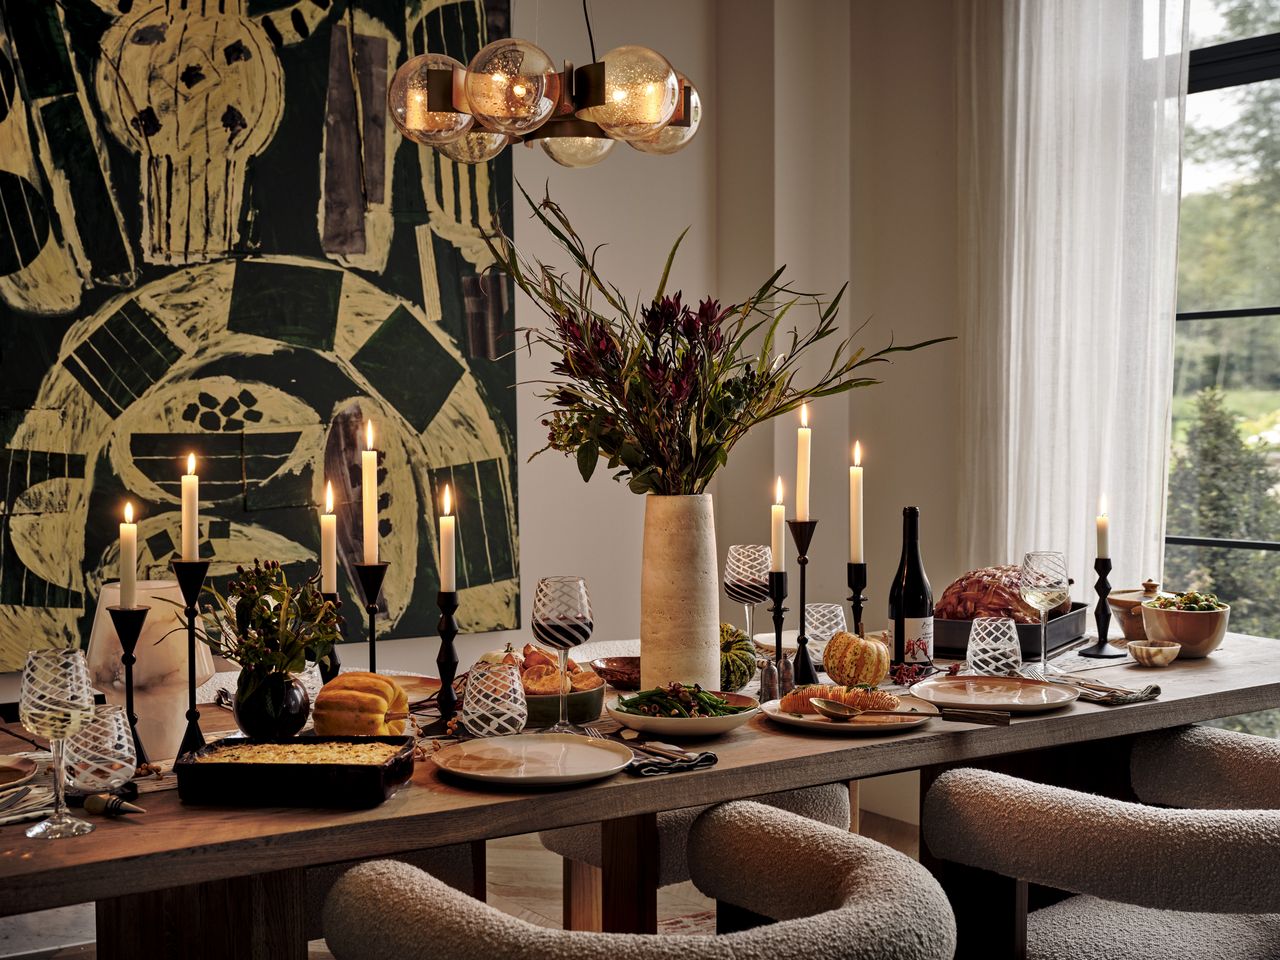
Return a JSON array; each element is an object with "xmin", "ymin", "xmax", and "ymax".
[{"xmin": 1170, "ymin": 31, "xmax": 1280, "ymax": 557}]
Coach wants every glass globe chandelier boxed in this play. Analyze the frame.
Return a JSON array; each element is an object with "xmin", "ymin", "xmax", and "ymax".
[{"xmin": 387, "ymin": 3, "xmax": 700, "ymax": 167}]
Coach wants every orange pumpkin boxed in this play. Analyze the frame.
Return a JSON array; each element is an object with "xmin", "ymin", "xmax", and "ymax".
[
  {"xmin": 313, "ymin": 672, "xmax": 409, "ymax": 736},
  {"xmin": 823, "ymin": 630, "xmax": 890, "ymax": 687}
]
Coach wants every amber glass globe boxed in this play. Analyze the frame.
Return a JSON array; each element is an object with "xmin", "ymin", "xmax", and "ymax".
[
  {"xmin": 577, "ymin": 45, "xmax": 679, "ymax": 141},
  {"xmin": 541, "ymin": 136, "xmax": 616, "ymax": 168},
  {"xmin": 631, "ymin": 75, "xmax": 702, "ymax": 155},
  {"xmin": 388, "ymin": 53, "xmax": 471, "ymax": 145},
  {"xmin": 465, "ymin": 39, "xmax": 559, "ymax": 135},
  {"xmin": 437, "ymin": 129, "xmax": 509, "ymax": 164}
]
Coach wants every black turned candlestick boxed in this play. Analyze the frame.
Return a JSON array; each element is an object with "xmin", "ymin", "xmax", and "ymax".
[
  {"xmin": 1079, "ymin": 557, "xmax": 1125, "ymax": 659},
  {"xmin": 848, "ymin": 562, "xmax": 868, "ymax": 638},
  {"xmin": 320, "ymin": 592, "xmax": 342, "ymax": 684},
  {"xmin": 171, "ymin": 559, "xmax": 209, "ymax": 758},
  {"xmin": 353, "ymin": 562, "xmax": 389, "ymax": 673},
  {"xmin": 107, "ymin": 605, "xmax": 150, "ymax": 766},
  {"xmin": 768, "ymin": 571, "xmax": 792, "ymax": 696},
  {"xmin": 436, "ymin": 591, "xmax": 460, "ymax": 722},
  {"xmin": 787, "ymin": 520, "xmax": 820, "ymax": 685}
]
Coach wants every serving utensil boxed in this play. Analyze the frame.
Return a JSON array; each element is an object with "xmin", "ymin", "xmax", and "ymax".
[{"xmin": 809, "ymin": 697, "xmax": 1010, "ymax": 727}]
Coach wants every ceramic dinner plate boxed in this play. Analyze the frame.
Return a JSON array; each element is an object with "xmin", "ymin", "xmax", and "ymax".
[
  {"xmin": 432, "ymin": 733, "xmax": 632, "ymax": 785},
  {"xmin": 396, "ymin": 674, "xmax": 442, "ymax": 707},
  {"xmin": 606, "ymin": 693, "xmax": 760, "ymax": 737},
  {"xmin": 910, "ymin": 675, "xmax": 1078, "ymax": 713},
  {"xmin": 0, "ymin": 756, "xmax": 36, "ymax": 790},
  {"xmin": 759, "ymin": 696, "xmax": 934, "ymax": 735}
]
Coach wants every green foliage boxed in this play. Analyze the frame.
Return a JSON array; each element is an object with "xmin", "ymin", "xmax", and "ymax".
[
  {"xmin": 188, "ymin": 560, "xmax": 341, "ymax": 699},
  {"xmin": 485, "ymin": 185, "xmax": 952, "ymax": 495}
]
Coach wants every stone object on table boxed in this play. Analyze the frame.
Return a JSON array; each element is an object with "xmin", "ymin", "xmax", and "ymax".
[{"xmin": 86, "ymin": 580, "xmax": 215, "ymax": 762}]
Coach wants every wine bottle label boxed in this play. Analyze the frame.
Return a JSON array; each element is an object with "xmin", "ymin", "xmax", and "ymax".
[{"xmin": 888, "ymin": 617, "xmax": 934, "ymax": 664}]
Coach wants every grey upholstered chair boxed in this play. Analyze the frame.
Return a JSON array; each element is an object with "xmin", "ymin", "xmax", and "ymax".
[
  {"xmin": 923, "ymin": 725, "xmax": 1280, "ymax": 960},
  {"xmin": 324, "ymin": 800, "xmax": 956, "ymax": 960},
  {"xmin": 539, "ymin": 782, "xmax": 850, "ymax": 929}
]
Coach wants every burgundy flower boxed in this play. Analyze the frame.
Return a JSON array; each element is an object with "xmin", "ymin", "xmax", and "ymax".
[{"xmin": 642, "ymin": 294, "xmax": 684, "ymax": 339}]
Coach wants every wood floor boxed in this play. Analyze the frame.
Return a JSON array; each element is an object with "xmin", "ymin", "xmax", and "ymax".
[{"xmin": 2, "ymin": 813, "xmax": 915, "ymax": 958}]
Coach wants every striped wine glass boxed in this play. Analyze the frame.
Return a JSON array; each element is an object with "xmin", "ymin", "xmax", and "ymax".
[{"xmin": 531, "ymin": 576, "xmax": 593, "ymax": 734}]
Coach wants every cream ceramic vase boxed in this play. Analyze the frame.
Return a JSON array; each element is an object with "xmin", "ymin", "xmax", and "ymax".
[{"xmin": 640, "ymin": 494, "xmax": 721, "ymax": 691}]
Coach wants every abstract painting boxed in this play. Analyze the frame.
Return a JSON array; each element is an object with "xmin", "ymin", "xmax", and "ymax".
[{"xmin": 0, "ymin": 0, "xmax": 518, "ymax": 669}]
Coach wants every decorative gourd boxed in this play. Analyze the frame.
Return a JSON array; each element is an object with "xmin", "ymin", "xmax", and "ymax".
[
  {"xmin": 720, "ymin": 623, "xmax": 757, "ymax": 692},
  {"xmin": 313, "ymin": 672, "xmax": 409, "ymax": 736},
  {"xmin": 823, "ymin": 630, "xmax": 890, "ymax": 687}
]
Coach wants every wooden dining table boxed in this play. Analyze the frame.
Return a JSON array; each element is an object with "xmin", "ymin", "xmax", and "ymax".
[{"xmin": 0, "ymin": 633, "xmax": 1276, "ymax": 959}]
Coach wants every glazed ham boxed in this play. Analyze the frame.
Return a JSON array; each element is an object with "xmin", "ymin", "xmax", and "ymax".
[{"xmin": 934, "ymin": 564, "xmax": 1071, "ymax": 624}]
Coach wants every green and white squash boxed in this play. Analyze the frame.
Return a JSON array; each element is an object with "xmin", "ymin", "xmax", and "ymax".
[{"xmin": 720, "ymin": 623, "xmax": 757, "ymax": 692}]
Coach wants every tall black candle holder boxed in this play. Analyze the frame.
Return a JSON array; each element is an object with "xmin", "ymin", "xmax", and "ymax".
[
  {"xmin": 319, "ymin": 592, "xmax": 342, "ymax": 684},
  {"xmin": 768, "ymin": 571, "xmax": 792, "ymax": 696},
  {"xmin": 436, "ymin": 591, "xmax": 460, "ymax": 722},
  {"xmin": 171, "ymin": 559, "xmax": 209, "ymax": 758},
  {"xmin": 107, "ymin": 605, "xmax": 150, "ymax": 766},
  {"xmin": 354, "ymin": 562, "xmax": 389, "ymax": 673},
  {"xmin": 848, "ymin": 562, "xmax": 868, "ymax": 638},
  {"xmin": 786, "ymin": 520, "xmax": 820, "ymax": 685},
  {"xmin": 1079, "ymin": 557, "xmax": 1124, "ymax": 659}
]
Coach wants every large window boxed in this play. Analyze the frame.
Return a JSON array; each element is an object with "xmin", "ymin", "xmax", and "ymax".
[{"xmin": 1169, "ymin": 1, "xmax": 1280, "ymax": 736}]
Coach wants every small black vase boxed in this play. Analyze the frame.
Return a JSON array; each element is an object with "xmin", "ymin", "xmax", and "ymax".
[{"xmin": 233, "ymin": 669, "xmax": 311, "ymax": 739}]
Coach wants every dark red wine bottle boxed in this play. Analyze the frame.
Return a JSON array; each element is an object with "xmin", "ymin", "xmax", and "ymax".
[{"xmin": 888, "ymin": 506, "xmax": 934, "ymax": 665}]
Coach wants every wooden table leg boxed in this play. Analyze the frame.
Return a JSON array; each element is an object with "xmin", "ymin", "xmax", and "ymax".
[
  {"xmin": 96, "ymin": 867, "xmax": 307, "ymax": 960},
  {"xmin": 563, "ymin": 858, "xmax": 603, "ymax": 931},
  {"xmin": 601, "ymin": 812, "xmax": 658, "ymax": 934}
]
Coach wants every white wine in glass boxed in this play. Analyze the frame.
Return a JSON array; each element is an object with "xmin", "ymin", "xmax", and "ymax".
[
  {"xmin": 20, "ymin": 649, "xmax": 96, "ymax": 839},
  {"xmin": 1019, "ymin": 552, "xmax": 1070, "ymax": 676}
]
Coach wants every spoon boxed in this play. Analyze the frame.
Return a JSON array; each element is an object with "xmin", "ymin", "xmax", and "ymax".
[{"xmin": 809, "ymin": 698, "xmax": 1010, "ymax": 727}]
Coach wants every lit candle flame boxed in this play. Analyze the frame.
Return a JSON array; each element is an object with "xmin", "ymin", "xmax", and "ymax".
[
  {"xmin": 775, "ymin": 476, "xmax": 784, "ymax": 505},
  {"xmin": 186, "ymin": 452, "xmax": 196, "ymax": 476},
  {"xmin": 1098, "ymin": 494, "xmax": 1107, "ymax": 516},
  {"xmin": 443, "ymin": 484, "xmax": 453, "ymax": 516},
  {"xmin": 366, "ymin": 420, "xmax": 374, "ymax": 450},
  {"xmin": 124, "ymin": 501, "xmax": 133, "ymax": 524},
  {"xmin": 853, "ymin": 440, "xmax": 862, "ymax": 467},
  {"xmin": 800, "ymin": 402, "xmax": 809, "ymax": 428},
  {"xmin": 325, "ymin": 481, "xmax": 333, "ymax": 514}
]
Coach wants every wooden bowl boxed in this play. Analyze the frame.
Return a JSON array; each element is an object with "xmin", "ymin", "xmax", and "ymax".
[
  {"xmin": 525, "ymin": 685, "xmax": 606, "ymax": 727},
  {"xmin": 589, "ymin": 656, "xmax": 641, "ymax": 691},
  {"xmin": 1128, "ymin": 640, "xmax": 1181, "ymax": 667},
  {"xmin": 1139, "ymin": 603, "xmax": 1229, "ymax": 659}
]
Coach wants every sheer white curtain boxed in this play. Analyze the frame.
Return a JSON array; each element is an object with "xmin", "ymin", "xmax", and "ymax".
[{"xmin": 958, "ymin": 0, "xmax": 1189, "ymax": 597}]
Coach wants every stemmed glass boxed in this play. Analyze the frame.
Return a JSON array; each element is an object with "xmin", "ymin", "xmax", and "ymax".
[
  {"xmin": 1019, "ymin": 552, "xmax": 1070, "ymax": 676},
  {"xmin": 724, "ymin": 545, "xmax": 772, "ymax": 645},
  {"xmin": 531, "ymin": 576, "xmax": 593, "ymax": 735},
  {"xmin": 19, "ymin": 649, "xmax": 95, "ymax": 839}
]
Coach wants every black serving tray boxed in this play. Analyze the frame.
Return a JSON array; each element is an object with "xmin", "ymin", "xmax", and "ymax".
[
  {"xmin": 933, "ymin": 602, "xmax": 1087, "ymax": 660},
  {"xmin": 174, "ymin": 735, "xmax": 416, "ymax": 809}
]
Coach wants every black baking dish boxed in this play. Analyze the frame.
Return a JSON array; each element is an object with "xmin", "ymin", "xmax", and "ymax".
[
  {"xmin": 933, "ymin": 602, "xmax": 1088, "ymax": 659},
  {"xmin": 174, "ymin": 735, "xmax": 416, "ymax": 809}
]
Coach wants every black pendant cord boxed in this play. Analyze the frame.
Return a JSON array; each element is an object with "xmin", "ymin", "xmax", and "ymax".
[
  {"xmin": 1079, "ymin": 557, "xmax": 1125, "ymax": 659},
  {"xmin": 582, "ymin": 0, "xmax": 597, "ymax": 61},
  {"xmin": 848, "ymin": 562, "xmax": 868, "ymax": 638},
  {"xmin": 787, "ymin": 520, "xmax": 820, "ymax": 685}
]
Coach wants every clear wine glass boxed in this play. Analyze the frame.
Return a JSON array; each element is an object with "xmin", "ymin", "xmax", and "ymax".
[
  {"xmin": 724, "ymin": 545, "xmax": 772, "ymax": 647},
  {"xmin": 65, "ymin": 704, "xmax": 137, "ymax": 793},
  {"xmin": 461, "ymin": 662, "xmax": 528, "ymax": 738},
  {"xmin": 965, "ymin": 617, "xmax": 1022, "ymax": 677},
  {"xmin": 805, "ymin": 603, "xmax": 847, "ymax": 662},
  {"xmin": 20, "ymin": 649, "xmax": 95, "ymax": 839},
  {"xmin": 531, "ymin": 576, "xmax": 593, "ymax": 735},
  {"xmin": 1019, "ymin": 552, "xmax": 1070, "ymax": 676}
]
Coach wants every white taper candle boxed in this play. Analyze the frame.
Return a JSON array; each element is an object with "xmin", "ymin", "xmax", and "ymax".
[
  {"xmin": 440, "ymin": 484, "xmax": 456, "ymax": 592},
  {"xmin": 180, "ymin": 453, "xmax": 198, "ymax": 562},
  {"xmin": 320, "ymin": 481, "xmax": 337, "ymax": 593},
  {"xmin": 771, "ymin": 477, "xmax": 786, "ymax": 573},
  {"xmin": 796, "ymin": 403, "xmax": 811, "ymax": 522},
  {"xmin": 120, "ymin": 501, "xmax": 137, "ymax": 609},
  {"xmin": 362, "ymin": 420, "xmax": 378, "ymax": 564}
]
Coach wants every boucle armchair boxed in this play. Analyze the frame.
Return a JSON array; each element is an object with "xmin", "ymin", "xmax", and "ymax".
[
  {"xmin": 923, "ymin": 725, "xmax": 1280, "ymax": 960},
  {"xmin": 539, "ymin": 782, "xmax": 849, "ymax": 930},
  {"xmin": 324, "ymin": 800, "xmax": 956, "ymax": 960}
]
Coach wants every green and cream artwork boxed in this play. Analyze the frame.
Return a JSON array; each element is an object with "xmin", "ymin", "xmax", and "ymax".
[{"xmin": 0, "ymin": 0, "xmax": 518, "ymax": 669}]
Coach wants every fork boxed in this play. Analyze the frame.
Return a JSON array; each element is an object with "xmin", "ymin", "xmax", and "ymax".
[
  {"xmin": 583, "ymin": 727, "xmax": 688, "ymax": 762},
  {"xmin": 1022, "ymin": 667, "xmax": 1110, "ymax": 701}
]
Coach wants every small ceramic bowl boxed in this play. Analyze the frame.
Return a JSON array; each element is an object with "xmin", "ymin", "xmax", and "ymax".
[
  {"xmin": 590, "ymin": 656, "xmax": 641, "ymax": 690},
  {"xmin": 1128, "ymin": 639, "xmax": 1181, "ymax": 668},
  {"xmin": 1140, "ymin": 603, "xmax": 1230, "ymax": 659},
  {"xmin": 525, "ymin": 685, "xmax": 606, "ymax": 727}
]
